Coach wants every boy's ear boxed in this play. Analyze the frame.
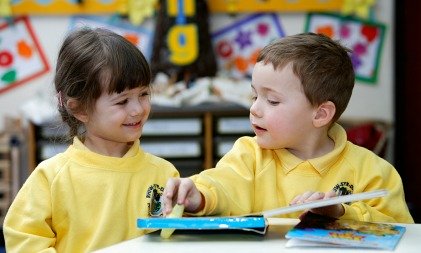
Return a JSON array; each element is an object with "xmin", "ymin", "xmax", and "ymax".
[
  {"xmin": 66, "ymin": 98, "xmax": 89, "ymax": 123},
  {"xmin": 313, "ymin": 101, "xmax": 336, "ymax": 128}
]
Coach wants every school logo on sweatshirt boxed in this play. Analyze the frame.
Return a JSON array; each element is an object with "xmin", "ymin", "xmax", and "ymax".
[
  {"xmin": 146, "ymin": 184, "xmax": 165, "ymax": 217},
  {"xmin": 333, "ymin": 182, "xmax": 354, "ymax": 204}
]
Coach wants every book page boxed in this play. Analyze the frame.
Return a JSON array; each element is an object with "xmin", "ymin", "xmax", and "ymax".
[{"xmin": 261, "ymin": 189, "xmax": 388, "ymax": 217}]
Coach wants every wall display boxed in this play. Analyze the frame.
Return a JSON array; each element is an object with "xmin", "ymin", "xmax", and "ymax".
[
  {"xmin": 11, "ymin": 0, "xmax": 122, "ymax": 15},
  {"xmin": 150, "ymin": 0, "xmax": 217, "ymax": 83},
  {"xmin": 9, "ymin": 0, "xmax": 343, "ymax": 15},
  {"xmin": 70, "ymin": 15, "xmax": 153, "ymax": 60},
  {"xmin": 0, "ymin": 16, "xmax": 49, "ymax": 95},
  {"xmin": 305, "ymin": 12, "xmax": 386, "ymax": 84},
  {"xmin": 212, "ymin": 13, "xmax": 285, "ymax": 79},
  {"xmin": 208, "ymin": 0, "xmax": 343, "ymax": 13}
]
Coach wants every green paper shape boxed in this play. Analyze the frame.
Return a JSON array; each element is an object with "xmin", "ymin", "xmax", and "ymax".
[{"xmin": 1, "ymin": 69, "xmax": 17, "ymax": 84}]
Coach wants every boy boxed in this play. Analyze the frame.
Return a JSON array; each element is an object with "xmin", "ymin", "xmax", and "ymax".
[{"xmin": 163, "ymin": 33, "xmax": 413, "ymax": 223}]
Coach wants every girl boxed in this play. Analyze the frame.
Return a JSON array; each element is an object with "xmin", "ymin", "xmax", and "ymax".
[{"xmin": 3, "ymin": 28, "xmax": 180, "ymax": 252}]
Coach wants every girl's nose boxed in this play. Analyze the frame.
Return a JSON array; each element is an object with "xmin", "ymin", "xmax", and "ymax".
[{"xmin": 130, "ymin": 100, "xmax": 143, "ymax": 116}]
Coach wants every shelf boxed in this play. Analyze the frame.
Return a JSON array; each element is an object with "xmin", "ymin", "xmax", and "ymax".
[{"xmin": 28, "ymin": 103, "xmax": 251, "ymax": 177}]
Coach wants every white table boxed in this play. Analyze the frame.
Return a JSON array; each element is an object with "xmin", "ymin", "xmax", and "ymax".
[{"xmin": 94, "ymin": 218, "xmax": 420, "ymax": 253}]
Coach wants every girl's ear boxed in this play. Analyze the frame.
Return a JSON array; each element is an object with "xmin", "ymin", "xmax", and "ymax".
[
  {"xmin": 66, "ymin": 98, "xmax": 89, "ymax": 123},
  {"xmin": 313, "ymin": 101, "xmax": 336, "ymax": 128}
]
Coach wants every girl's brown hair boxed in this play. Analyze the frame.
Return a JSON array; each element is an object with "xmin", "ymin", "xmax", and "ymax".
[{"xmin": 55, "ymin": 27, "xmax": 151, "ymax": 140}]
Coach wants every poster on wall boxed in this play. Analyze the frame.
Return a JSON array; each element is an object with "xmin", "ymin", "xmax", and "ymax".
[
  {"xmin": 305, "ymin": 13, "xmax": 386, "ymax": 84},
  {"xmin": 0, "ymin": 16, "xmax": 50, "ymax": 95},
  {"xmin": 70, "ymin": 16, "xmax": 153, "ymax": 60},
  {"xmin": 212, "ymin": 13, "xmax": 285, "ymax": 79}
]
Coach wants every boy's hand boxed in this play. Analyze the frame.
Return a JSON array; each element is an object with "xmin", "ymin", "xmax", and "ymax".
[
  {"xmin": 290, "ymin": 190, "xmax": 345, "ymax": 218},
  {"xmin": 162, "ymin": 177, "xmax": 204, "ymax": 216}
]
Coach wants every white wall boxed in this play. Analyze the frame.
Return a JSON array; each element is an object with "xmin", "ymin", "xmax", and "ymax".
[{"xmin": 0, "ymin": 1, "xmax": 393, "ymax": 130}]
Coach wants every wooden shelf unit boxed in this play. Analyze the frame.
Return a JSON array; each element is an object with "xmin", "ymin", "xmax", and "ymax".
[{"xmin": 28, "ymin": 103, "xmax": 253, "ymax": 177}]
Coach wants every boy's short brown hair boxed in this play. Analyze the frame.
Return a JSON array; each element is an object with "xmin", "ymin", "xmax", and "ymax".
[{"xmin": 257, "ymin": 32, "xmax": 355, "ymax": 122}]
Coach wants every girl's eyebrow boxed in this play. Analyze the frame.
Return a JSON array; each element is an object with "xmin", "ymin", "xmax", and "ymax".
[
  {"xmin": 139, "ymin": 87, "xmax": 150, "ymax": 93},
  {"xmin": 111, "ymin": 87, "xmax": 150, "ymax": 100},
  {"xmin": 108, "ymin": 91, "xmax": 129, "ymax": 102}
]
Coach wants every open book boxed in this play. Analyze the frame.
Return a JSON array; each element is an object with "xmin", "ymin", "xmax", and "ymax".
[
  {"xmin": 285, "ymin": 212, "xmax": 405, "ymax": 251},
  {"xmin": 137, "ymin": 189, "xmax": 388, "ymax": 234}
]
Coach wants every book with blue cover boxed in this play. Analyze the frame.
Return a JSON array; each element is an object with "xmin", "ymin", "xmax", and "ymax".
[
  {"xmin": 285, "ymin": 212, "xmax": 406, "ymax": 251},
  {"xmin": 137, "ymin": 216, "xmax": 268, "ymax": 234},
  {"xmin": 138, "ymin": 189, "xmax": 388, "ymax": 235}
]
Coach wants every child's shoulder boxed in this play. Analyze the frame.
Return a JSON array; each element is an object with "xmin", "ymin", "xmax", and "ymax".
[
  {"xmin": 32, "ymin": 152, "xmax": 69, "ymax": 179},
  {"xmin": 342, "ymin": 141, "xmax": 393, "ymax": 170},
  {"xmin": 142, "ymin": 152, "xmax": 178, "ymax": 171},
  {"xmin": 234, "ymin": 135, "xmax": 259, "ymax": 147}
]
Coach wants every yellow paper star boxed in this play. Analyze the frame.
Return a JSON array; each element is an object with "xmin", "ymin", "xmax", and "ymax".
[
  {"xmin": 0, "ymin": 0, "xmax": 12, "ymax": 17},
  {"xmin": 120, "ymin": 0, "xmax": 157, "ymax": 25},
  {"xmin": 226, "ymin": 0, "xmax": 239, "ymax": 14},
  {"xmin": 342, "ymin": 0, "xmax": 376, "ymax": 20}
]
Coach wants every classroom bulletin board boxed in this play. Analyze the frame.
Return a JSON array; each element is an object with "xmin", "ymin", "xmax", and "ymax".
[
  {"xmin": 10, "ymin": 0, "xmax": 343, "ymax": 15},
  {"xmin": 209, "ymin": 0, "xmax": 344, "ymax": 13},
  {"xmin": 11, "ymin": 0, "xmax": 124, "ymax": 15}
]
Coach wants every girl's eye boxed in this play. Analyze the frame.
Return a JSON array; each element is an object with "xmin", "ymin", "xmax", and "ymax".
[
  {"xmin": 140, "ymin": 91, "xmax": 150, "ymax": 97},
  {"xmin": 251, "ymin": 95, "xmax": 257, "ymax": 101},
  {"xmin": 268, "ymin": 100, "xmax": 280, "ymax": 105},
  {"xmin": 139, "ymin": 92, "xmax": 151, "ymax": 101}
]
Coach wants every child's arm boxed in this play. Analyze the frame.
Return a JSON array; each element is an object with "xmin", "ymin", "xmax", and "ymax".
[
  {"xmin": 3, "ymin": 169, "xmax": 57, "ymax": 252},
  {"xmin": 162, "ymin": 177, "xmax": 204, "ymax": 215},
  {"xmin": 290, "ymin": 190, "xmax": 345, "ymax": 218}
]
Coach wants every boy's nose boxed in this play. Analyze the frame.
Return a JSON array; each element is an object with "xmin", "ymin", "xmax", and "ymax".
[{"xmin": 250, "ymin": 100, "xmax": 261, "ymax": 117}]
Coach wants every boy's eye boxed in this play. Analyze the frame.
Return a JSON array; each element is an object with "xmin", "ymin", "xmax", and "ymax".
[{"xmin": 117, "ymin": 99, "xmax": 128, "ymax": 105}]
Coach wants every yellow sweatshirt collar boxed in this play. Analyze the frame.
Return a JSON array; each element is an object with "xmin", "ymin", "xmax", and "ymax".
[
  {"xmin": 276, "ymin": 123, "xmax": 347, "ymax": 175},
  {"xmin": 65, "ymin": 137, "xmax": 146, "ymax": 172}
]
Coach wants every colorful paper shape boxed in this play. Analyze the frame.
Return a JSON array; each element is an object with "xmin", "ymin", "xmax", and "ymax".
[
  {"xmin": 212, "ymin": 14, "xmax": 285, "ymax": 79},
  {"xmin": 0, "ymin": 16, "xmax": 49, "ymax": 94},
  {"xmin": 69, "ymin": 15, "xmax": 153, "ymax": 60},
  {"xmin": 341, "ymin": 0, "xmax": 376, "ymax": 20},
  {"xmin": 123, "ymin": 0, "xmax": 157, "ymax": 25},
  {"xmin": 305, "ymin": 13, "xmax": 386, "ymax": 84}
]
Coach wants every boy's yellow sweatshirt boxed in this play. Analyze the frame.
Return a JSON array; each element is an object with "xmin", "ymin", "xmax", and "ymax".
[{"xmin": 193, "ymin": 124, "xmax": 414, "ymax": 223}]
